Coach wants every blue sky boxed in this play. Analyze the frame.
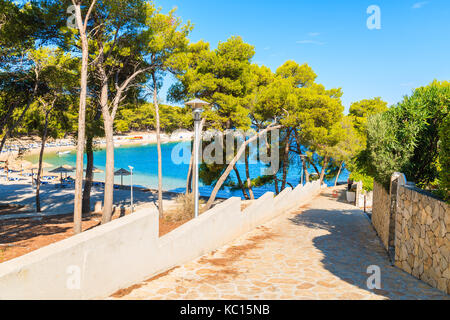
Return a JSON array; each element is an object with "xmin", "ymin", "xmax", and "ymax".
[{"xmin": 155, "ymin": 0, "xmax": 450, "ymax": 112}]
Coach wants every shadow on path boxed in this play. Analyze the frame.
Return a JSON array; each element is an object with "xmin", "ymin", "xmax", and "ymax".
[{"xmin": 289, "ymin": 206, "xmax": 449, "ymax": 300}]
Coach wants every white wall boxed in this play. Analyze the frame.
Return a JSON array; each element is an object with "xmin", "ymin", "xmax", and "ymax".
[{"xmin": 0, "ymin": 181, "xmax": 321, "ymax": 300}]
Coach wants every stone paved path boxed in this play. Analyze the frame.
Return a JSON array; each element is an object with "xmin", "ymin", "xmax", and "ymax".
[{"xmin": 112, "ymin": 188, "xmax": 449, "ymax": 300}]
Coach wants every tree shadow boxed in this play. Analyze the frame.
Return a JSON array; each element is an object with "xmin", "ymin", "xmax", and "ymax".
[
  {"xmin": 0, "ymin": 213, "xmax": 81, "ymax": 244},
  {"xmin": 0, "ymin": 183, "xmax": 184, "ymax": 217},
  {"xmin": 288, "ymin": 207, "xmax": 449, "ymax": 300}
]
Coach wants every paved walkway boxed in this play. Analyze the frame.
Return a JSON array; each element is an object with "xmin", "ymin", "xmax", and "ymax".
[{"xmin": 112, "ymin": 188, "xmax": 449, "ymax": 300}]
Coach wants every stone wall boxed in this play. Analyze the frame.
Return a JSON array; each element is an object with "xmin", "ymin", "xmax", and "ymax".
[
  {"xmin": 372, "ymin": 181, "xmax": 391, "ymax": 250},
  {"xmin": 395, "ymin": 186, "xmax": 450, "ymax": 294}
]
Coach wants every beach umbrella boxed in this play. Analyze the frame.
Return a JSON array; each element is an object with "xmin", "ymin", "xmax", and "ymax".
[
  {"xmin": 28, "ymin": 162, "xmax": 54, "ymax": 184},
  {"xmin": 7, "ymin": 159, "xmax": 32, "ymax": 176},
  {"xmin": 50, "ymin": 166, "xmax": 75, "ymax": 184},
  {"xmin": 114, "ymin": 168, "xmax": 131, "ymax": 186}
]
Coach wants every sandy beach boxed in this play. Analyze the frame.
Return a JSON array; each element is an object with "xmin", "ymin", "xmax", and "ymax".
[
  {"xmin": 0, "ymin": 130, "xmax": 198, "ymax": 219},
  {"xmin": 0, "ymin": 130, "xmax": 193, "ymax": 162},
  {"xmin": 0, "ymin": 179, "xmax": 180, "ymax": 219}
]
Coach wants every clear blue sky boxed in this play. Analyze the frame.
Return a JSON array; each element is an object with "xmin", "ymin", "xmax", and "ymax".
[{"xmin": 155, "ymin": 0, "xmax": 450, "ymax": 112}]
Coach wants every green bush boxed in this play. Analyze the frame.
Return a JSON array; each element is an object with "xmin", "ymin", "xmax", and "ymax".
[
  {"xmin": 357, "ymin": 110, "xmax": 416, "ymax": 189},
  {"xmin": 358, "ymin": 80, "xmax": 449, "ymax": 191},
  {"xmin": 440, "ymin": 114, "xmax": 450, "ymax": 201},
  {"xmin": 350, "ymin": 169, "xmax": 374, "ymax": 192}
]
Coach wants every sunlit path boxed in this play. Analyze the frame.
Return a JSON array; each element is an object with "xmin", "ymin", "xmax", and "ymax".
[{"xmin": 111, "ymin": 187, "xmax": 448, "ymax": 300}]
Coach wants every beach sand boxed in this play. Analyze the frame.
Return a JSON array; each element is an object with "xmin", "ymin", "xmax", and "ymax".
[
  {"xmin": 0, "ymin": 178, "xmax": 186, "ymax": 219},
  {"xmin": 0, "ymin": 130, "xmax": 193, "ymax": 162}
]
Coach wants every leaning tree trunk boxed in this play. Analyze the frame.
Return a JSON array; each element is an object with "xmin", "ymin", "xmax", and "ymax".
[
  {"xmin": 281, "ymin": 130, "xmax": 291, "ymax": 191},
  {"xmin": 0, "ymin": 130, "xmax": 9, "ymax": 154},
  {"xmin": 309, "ymin": 158, "xmax": 321, "ymax": 177},
  {"xmin": 0, "ymin": 101, "xmax": 15, "ymax": 137},
  {"xmin": 334, "ymin": 161, "xmax": 344, "ymax": 187},
  {"xmin": 0, "ymin": 80, "xmax": 38, "ymax": 153},
  {"xmin": 101, "ymin": 117, "xmax": 115, "ymax": 224},
  {"xmin": 72, "ymin": 1, "xmax": 93, "ymax": 234},
  {"xmin": 186, "ymin": 118, "xmax": 205, "ymax": 195},
  {"xmin": 319, "ymin": 154, "xmax": 329, "ymax": 185},
  {"xmin": 82, "ymin": 135, "xmax": 94, "ymax": 214},
  {"xmin": 274, "ymin": 177, "xmax": 280, "ymax": 195},
  {"xmin": 0, "ymin": 103, "xmax": 16, "ymax": 153},
  {"xmin": 244, "ymin": 143, "xmax": 254, "ymax": 200},
  {"xmin": 36, "ymin": 110, "xmax": 50, "ymax": 213},
  {"xmin": 301, "ymin": 155, "xmax": 310, "ymax": 183},
  {"xmin": 234, "ymin": 165, "xmax": 249, "ymax": 200},
  {"xmin": 204, "ymin": 125, "xmax": 281, "ymax": 211},
  {"xmin": 152, "ymin": 73, "xmax": 164, "ymax": 217}
]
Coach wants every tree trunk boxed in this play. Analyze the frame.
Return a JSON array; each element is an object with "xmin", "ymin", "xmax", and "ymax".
[
  {"xmin": 36, "ymin": 110, "xmax": 50, "ymax": 213},
  {"xmin": 0, "ymin": 130, "xmax": 8, "ymax": 154},
  {"xmin": 101, "ymin": 117, "xmax": 115, "ymax": 224},
  {"xmin": 244, "ymin": 143, "xmax": 254, "ymax": 200},
  {"xmin": 234, "ymin": 165, "xmax": 249, "ymax": 200},
  {"xmin": 301, "ymin": 156, "xmax": 310, "ymax": 183},
  {"xmin": 72, "ymin": 1, "xmax": 93, "ymax": 234},
  {"xmin": 186, "ymin": 118, "xmax": 205, "ymax": 195},
  {"xmin": 0, "ymin": 100, "xmax": 16, "ymax": 136},
  {"xmin": 82, "ymin": 135, "xmax": 94, "ymax": 214},
  {"xmin": 204, "ymin": 125, "xmax": 281, "ymax": 211},
  {"xmin": 274, "ymin": 177, "xmax": 280, "ymax": 195},
  {"xmin": 281, "ymin": 130, "xmax": 291, "ymax": 191},
  {"xmin": 309, "ymin": 158, "xmax": 321, "ymax": 176},
  {"xmin": 319, "ymin": 154, "xmax": 329, "ymax": 185},
  {"xmin": 0, "ymin": 102, "xmax": 16, "ymax": 145},
  {"xmin": 0, "ymin": 81, "xmax": 38, "ymax": 153},
  {"xmin": 152, "ymin": 72, "xmax": 164, "ymax": 217},
  {"xmin": 334, "ymin": 161, "xmax": 344, "ymax": 187},
  {"xmin": 293, "ymin": 130, "xmax": 309, "ymax": 184}
]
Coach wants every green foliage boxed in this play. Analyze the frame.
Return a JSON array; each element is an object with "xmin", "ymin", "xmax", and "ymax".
[
  {"xmin": 199, "ymin": 162, "xmax": 230, "ymax": 188},
  {"xmin": 251, "ymin": 175, "xmax": 275, "ymax": 187},
  {"xmin": 349, "ymin": 166, "xmax": 374, "ymax": 192},
  {"xmin": 358, "ymin": 81, "xmax": 450, "ymax": 191},
  {"xmin": 349, "ymin": 97, "xmax": 388, "ymax": 143},
  {"xmin": 115, "ymin": 103, "xmax": 191, "ymax": 133},
  {"xmin": 400, "ymin": 81, "xmax": 449, "ymax": 187},
  {"xmin": 357, "ymin": 110, "xmax": 417, "ymax": 188},
  {"xmin": 439, "ymin": 114, "xmax": 450, "ymax": 201},
  {"xmin": 169, "ymin": 36, "xmax": 255, "ymax": 130}
]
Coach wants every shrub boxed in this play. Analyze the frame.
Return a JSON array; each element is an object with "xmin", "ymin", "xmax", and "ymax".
[
  {"xmin": 358, "ymin": 81, "xmax": 450, "ymax": 190},
  {"xmin": 349, "ymin": 169, "xmax": 374, "ymax": 192},
  {"xmin": 357, "ymin": 110, "xmax": 416, "ymax": 189},
  {"xmin": 439, "ymin": 114, "xmax": 450, "ymax": 201},
  {"xmin": 165, "ymin": 193, "xmax": 206, "ymax": 222}
]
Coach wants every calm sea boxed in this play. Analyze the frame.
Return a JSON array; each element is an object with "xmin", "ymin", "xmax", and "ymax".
[{"xmin": 26, "ymin": 142, "xmax": 349, "ymax": 199}]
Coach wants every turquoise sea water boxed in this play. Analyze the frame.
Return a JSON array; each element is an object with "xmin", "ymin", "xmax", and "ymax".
[{"xmin": 27, "ymin": 142, "xmax": 349, "ymax": 199}]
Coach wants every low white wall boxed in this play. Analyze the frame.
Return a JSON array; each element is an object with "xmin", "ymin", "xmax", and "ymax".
[
  {"xmin": 0, "ymin": 181, "xmax": 322, "ymax": 300},
  {"xmin": 0, "ymin": 210, "xmax": 159, "ymax": 300}
]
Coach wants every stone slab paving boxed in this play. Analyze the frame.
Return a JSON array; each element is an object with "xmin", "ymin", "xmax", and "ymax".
[{"xmin": 111, "ymin": 188, "xmax": 449, "ymax": 300}]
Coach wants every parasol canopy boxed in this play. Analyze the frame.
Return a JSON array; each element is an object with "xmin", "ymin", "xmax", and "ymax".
[
  {"xmin": 50, "ymin": 166, "xmax": 75, "ymax": 174},
  {"xmin": 50, "ymin": 166, "xmax": 75, "ymax": 183},
  {"xmin": 114, "ymin": 168, "xmax": 131, "ymax": 186}
]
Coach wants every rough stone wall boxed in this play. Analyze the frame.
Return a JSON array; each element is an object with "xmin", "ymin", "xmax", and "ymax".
[
  {"xmin": 372, "ymin": 181, "xmax": 391, "ymax": 250},
  {"xmin": 395, "ymin": 186, "xmax": 450, "ymax": 294}
]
